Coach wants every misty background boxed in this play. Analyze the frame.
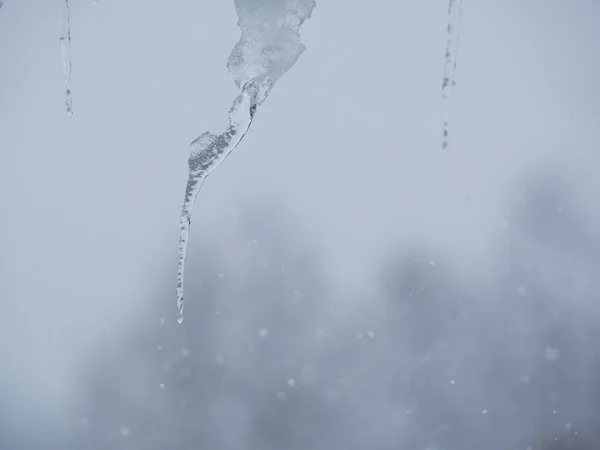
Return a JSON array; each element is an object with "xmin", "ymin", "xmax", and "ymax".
[{"xmin": 0, "ymin": 0, "xmax": 599, "ymax": 449}]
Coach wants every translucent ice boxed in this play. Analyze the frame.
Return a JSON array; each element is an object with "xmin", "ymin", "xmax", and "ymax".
[
  {"xmin": 59, "ymin": 0, "xmax": 73, "ymax": 115},
  {"xmin": 441, "ymin": 0, "xmax": 464, "ymax": 149},
  {"xmin": 176, "ymin": 0, "xmax": 315, "ymax": 323}
]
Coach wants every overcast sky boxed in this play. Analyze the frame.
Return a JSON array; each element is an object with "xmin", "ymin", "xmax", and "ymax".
[{"xmin": 0, "ymin": 0, "xmax": 599, "ymax": 448}]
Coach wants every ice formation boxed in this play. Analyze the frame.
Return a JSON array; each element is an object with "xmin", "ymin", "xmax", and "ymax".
[
  {"xmin": 59, "ymin": 0, "xmax": 73, "ymax": 115},
  {"xmin": 441, "ymin": 0, "xmax": 463, "ymax": 149},
  {"xmin": 176, "ymin": 0, "xmax": 316, "ymax": 323}
]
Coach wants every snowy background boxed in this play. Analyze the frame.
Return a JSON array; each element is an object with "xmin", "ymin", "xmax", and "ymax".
[{"xmin": 1, "ymin": 0, "xmax": 599, "ymax": 449}]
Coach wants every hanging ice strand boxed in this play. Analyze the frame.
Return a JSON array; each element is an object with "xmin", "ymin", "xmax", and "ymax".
[
  {"xmin": 59, "ymin": 0, "xmax": 73, "ymax": 115},
  {"xmin": 441, "ymin": 0, "xmax": 464, "ymax": 149},
  {"xmin": 176, "ymin": 0, "xmax": 316, "ymax": 323}
]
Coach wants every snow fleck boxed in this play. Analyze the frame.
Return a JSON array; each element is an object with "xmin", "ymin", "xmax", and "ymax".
[
  {"xmin": 565, "ymin": 422, "xmax": 572, "ymax": 430},
  {"xmin": 120, "ymin": 427, "xmax": 130, "ymax": 437},
  {"xmin": 215, "ymin": 354, "xmax": 225, "ymax": 364},
  {"xmin": 429, "ymin": 260, "xmax": 436, "ymax": 266},
  {"xmin": 449, "ymin": 379, "xmax": 455, "ymax": 385},
  {"xmin": 481, "ymin": 409, "xmax": 488, "ymax": 414},
  {"xmin": 287, "ymin": 378, "xmax": 296, "ymax": 387},
  {"xmin": 217, "ymin": 272, "xmax": 225, "ymax": 278},
  {"xmin": 545, "ymin": 347, "xmax": 560, "ymax": 362},
  {"xmin": 258, "ymin": 328, "xmax": 269, "ymax": 337},
  {"xmin": 180, "ymin": 348, "xmax": 191, "ymax": 357},
  {"xmin": 156, "ymin": 345, "xmax": 163, "ymax": 351},
  {"xmin": 517, "ymin": 285, "xmax": 528, "ymax": 296},
  {"xmin": 159, "ymin": 318, "xmax": 165, "ymax": 325},
  {"xmin": 276, "ymin": 391, "xmax": 287, "ymax": 401},
  {"xmin": 367, "ymin": 331, "xmax": 375, "ymax": 339}
]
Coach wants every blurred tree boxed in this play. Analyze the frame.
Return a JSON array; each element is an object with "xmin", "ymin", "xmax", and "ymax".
[{"xmin": 70, "ymin": 175, "xmax": 600, "ymax": 450}]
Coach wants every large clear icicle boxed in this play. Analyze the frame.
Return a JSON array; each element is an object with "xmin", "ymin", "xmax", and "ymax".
[
  {"xmin": 441, "ymin": 0, "xmax": 463, "ymax": 149},
  {"xmin": 176, "ymin": 0, "xmax": 316, "ymax": 323},
  {"xmin": 59, "ymin": 0, "xmax": 73, "ymax": 115}
]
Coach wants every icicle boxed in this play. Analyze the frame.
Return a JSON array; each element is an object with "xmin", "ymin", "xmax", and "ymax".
[
  {"xmin": 177, "ymin": 86, "xmax": 258, "ymax": 324},
  {"xmin": 176, "ymin": 0, "xmax": 315, "ymax": 323},
  {"xmin": 441, "ymin": 0, "xmax": 464, "ymax": 149},
  {"xmin": 59, "ymin": 0, "xmax": 73, "ymax": 115}
]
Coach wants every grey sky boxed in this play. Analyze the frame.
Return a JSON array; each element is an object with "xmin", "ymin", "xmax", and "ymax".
[{"xmin": 0, "ymin": 0, "xmax": 599, "ymax": 448}]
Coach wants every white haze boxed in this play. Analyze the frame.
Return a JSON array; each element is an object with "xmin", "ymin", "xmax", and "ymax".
[{"xmin": 0, "ymin": 0, "xmax": 599, "ymax": 448}]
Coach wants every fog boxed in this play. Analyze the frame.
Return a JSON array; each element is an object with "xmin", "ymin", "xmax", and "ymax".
[{"xmin": 0, "ymin": 0, "xmax": 598, "ymax": 449}]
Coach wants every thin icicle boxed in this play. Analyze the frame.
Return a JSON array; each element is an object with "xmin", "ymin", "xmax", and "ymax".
[
  {"xmin": 59, "ymin": 0, "xmax": 73, "ymax": 115},
  {"xmin": 441, "ymin": 0, "xmax": 464, "ymax": 149}
]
